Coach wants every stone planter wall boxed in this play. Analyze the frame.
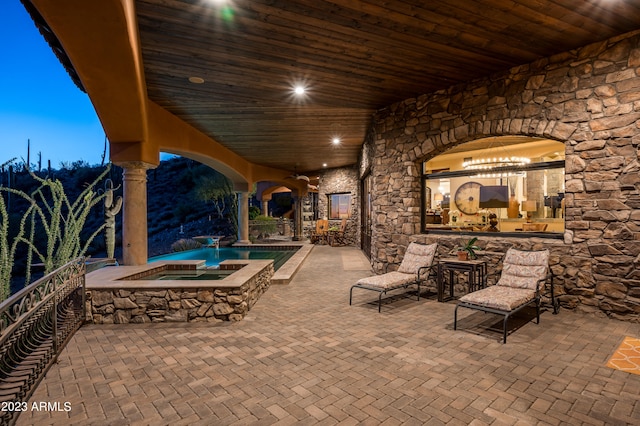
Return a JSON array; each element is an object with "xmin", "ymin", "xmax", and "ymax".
[
  {"xmin": 359, "ymin": 31, "xmax": 640, "ymax": 321},
  {"xmin": 87, "ymin": 263, "xmax": 274, "ymax": 324}
]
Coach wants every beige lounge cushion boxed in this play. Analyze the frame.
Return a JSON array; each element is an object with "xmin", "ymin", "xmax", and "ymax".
[
  {"xmin": 355, "ymin": 271, "xmax": 417, "ymax": 290},
  {"xmin": 397, "ymin": 242, "xmax": 437, "ymax": 274},
  {"xmin": 497, "ymin": 248, "xmax": 549, "ymax": 290},
  {"xmin": 459, "ymin": 285, "xmax": 536, "ymax": 311}
]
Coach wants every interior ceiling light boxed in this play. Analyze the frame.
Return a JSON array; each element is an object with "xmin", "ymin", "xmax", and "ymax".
[
  {"xmin": 189, "ymin": 76, "xmax": 205, "ymax": 84},
  {"xmin": 462, "ymin": 156, "xmax": 530, "ymax": 170}
]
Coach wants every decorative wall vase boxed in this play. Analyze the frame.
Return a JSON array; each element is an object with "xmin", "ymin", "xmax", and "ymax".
[{"xmin": 507, "ymin": 196, "xmax": 520, "ymax": 219}]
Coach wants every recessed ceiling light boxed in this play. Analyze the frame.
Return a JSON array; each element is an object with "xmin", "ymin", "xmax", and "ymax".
[
  {"xmin": 189, "ymin": 76, "xmax": 205, "ymax": 84},
  {"xmin": 322, "ymin": 163, "xmax": 327, "ymax": 167},
  {"xmin": 294, "ymin": 85, "xmax": 305, "ymax": 95},
  {"xmin": 332, "ymin": 137, "xmax": 341, "ymax": 145}
]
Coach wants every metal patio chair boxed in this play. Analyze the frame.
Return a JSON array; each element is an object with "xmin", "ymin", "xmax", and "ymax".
[
  {"xmin": 350, "ymin": 242, "xmax": 438, "ymax": 312},
  {"xmin": 454, "ymin": 248, "xmax": 558, "ymax": 343}
]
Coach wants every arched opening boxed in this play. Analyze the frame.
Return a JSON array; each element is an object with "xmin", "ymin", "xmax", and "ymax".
[{"xmin": 422, "ymin": 136, "xmax": 565, "ymax": 236}]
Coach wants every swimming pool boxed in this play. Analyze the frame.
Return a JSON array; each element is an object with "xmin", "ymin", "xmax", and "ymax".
[
  {"xmin": 136, "ymin": 269, "xmax": 235, "ymax": 281},
  {"xmin": 148, "ymin": 246, "xmax": 299, "ymax": 271}
]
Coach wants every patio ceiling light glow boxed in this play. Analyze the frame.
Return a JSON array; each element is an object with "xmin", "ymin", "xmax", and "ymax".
[
  {"xmin": 294, "ymin": 85, "xmax": 306, "ymax": 95},
  {"xmin": 332, "ymin": 137, "xmax": 341, "ymax": 145}
]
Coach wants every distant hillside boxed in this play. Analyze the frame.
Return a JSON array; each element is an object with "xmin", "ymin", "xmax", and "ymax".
[
  {"xmin": 144, "ymin": 157, "xmax": 237, "ymax": 257},
  {"xmin": 2, "ymin": 156, "xmax": 238, "ymax": 270}
]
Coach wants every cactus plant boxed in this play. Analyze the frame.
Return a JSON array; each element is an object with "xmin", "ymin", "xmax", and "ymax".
[
  {"xmin": 0, "ymin": 163, "xmax": 112, "ymax": 301},
  {"xmin": 103, "ymin": 179, "xmax": 122, "ymax": 259}
]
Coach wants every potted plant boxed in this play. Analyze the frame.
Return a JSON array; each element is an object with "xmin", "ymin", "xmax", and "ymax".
[{"xmin": 457, "ymin": 237, "xmax": 480, "ymax": 260}]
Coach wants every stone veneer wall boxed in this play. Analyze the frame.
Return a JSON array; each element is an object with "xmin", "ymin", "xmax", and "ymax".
[
  {"xmin": 359, "ymin": 31, "xmax": 640, "ymax": 321},
  {"xmin": 87, "ymin": 263, "xmax": 274, "ymax": 323},
  {"xmin": 317, "ymin": 166, "xmax": 360, "ymax": 246}
]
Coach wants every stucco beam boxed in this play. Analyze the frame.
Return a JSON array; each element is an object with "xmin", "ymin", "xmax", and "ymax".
[
  {"xmin": 31, "ymin": 0, "xmax": 148, "ymax": 146},
  {"xmin": 147, "ymin": 101, "xmax": 307, "ymax": 194},
  {"xmin": 110, "ymin": 141, "xmax": 158, "ymax": 166}
]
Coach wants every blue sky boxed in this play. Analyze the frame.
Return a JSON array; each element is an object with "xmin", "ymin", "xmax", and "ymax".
[{"xmin": 1, "ymin": 2, "xmax": 107, "ymax": 168}]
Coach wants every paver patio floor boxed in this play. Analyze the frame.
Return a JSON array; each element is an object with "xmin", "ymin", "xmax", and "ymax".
[{"xmin": 17, "ymin": 245, "xmax": 640, "ymax": 425}]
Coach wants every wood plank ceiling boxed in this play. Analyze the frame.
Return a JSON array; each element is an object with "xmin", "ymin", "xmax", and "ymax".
[{"xmin": 136, "ymin": 0, "xmax": 640, "ymax": 174}]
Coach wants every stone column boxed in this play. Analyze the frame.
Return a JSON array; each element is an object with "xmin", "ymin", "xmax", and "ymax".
[
  {"xmin": 292, "ymin": 196, "xmax": 302, "ymax": 241},
  {"xmin": 236, "ymin": 191, "xmax": 251, "ymax": 244},
  {"xmin": 120, "ymin": 162, "xmax": 153, "ymax": 265},
  {"xmin": 262, "ymin": 200, "xmax": 269, "ymax": 216}
]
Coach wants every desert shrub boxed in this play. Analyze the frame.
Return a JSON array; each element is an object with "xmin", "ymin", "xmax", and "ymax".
[
  {"xmin": 248, "ymin": 206, "xmax": 261, "ymax": 220},
  {"xmin": 249, "ymin": 215, "xmax": 278, "ymax": 237},
  {"xmin": 171, "ymin": 238, "xmax": 202, "ymax": 252}
]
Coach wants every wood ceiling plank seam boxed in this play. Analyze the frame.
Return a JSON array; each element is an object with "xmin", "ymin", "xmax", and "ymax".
[
  {"xmin": 135, "ymin": 21, "xmax": 516, "ymax": 86},
  {"xmin": 137, "ymin": 0, "xmax": 640, "ymax": 40},
  {"xmin": 138, "ymin": 38, "xmax": 432, "ymax": 85},
  {"xmin": 186, "ymin": 118, "xmax": 370, "ymax": 126},
  {"xmin": 139, "ymin": 0, "xmax": 640, "ymax": 76},
  {"xmin": 477, "ymin": 0, "xmax": 622, "ymax": 42},
  {"xmin": 139, "ymin": 48, "xmax": 462, "ymax": 104},
  {"xmin": 194, "ymin": 119, "xmax": 371, "ymax": 128},
  {"xmin": 140, "ymin": 10, "xmax": 500, "ymax": 72},
  {"xmin": 241, "ymin": 1, "xmax": 531, "ymax": 66},
  {"xmin": 138, "ymin": 31, "xmax": 502, "ymax": 96},
  {"xmin": 314, "ymin": 0, "xmax": 547, "ymax": 59},
  {"xmin": 142, "ymin": 47, "xmax": 482, "ymax": 99},
  {"xmin": 160, "ymin": 110, "xmax": 370, "ymax": 132},
  {"xmin": 143, "ymin": 66, "xmax": 412, "ymax": 101},
  {"xmin": 544, "ymin": 0, "xmax": 640, "ymax": 32},
  {"xmin": 136, "ymin": 15, "xmax": 506, "ymax": 82},
  {"xmin": 157, "ymin": 94, "xmax": 383, "ymax": 111},
  {"xmin": 145, "ymin": 47, "xmax": 464, "ymax": 99},
  {"xmin": 148, "ymin": 86, "xmax": 414, "ymax": 110},
  {"xmin": 416, "ymin": 0, "xmax": 631, "ymax": 56},
  {"xmin": 170, "ymin": 106, "xmax": 372, "ymax": 115},
  {"xmin": 139, "ymin": 1, "xmax": 500, "ymax": 73}
]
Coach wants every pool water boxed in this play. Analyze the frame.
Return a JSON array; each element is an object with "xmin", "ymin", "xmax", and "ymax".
[
  {"xmin": 149, "ymin": 247, "xmax": 298, "ymax": 270},
  {"xmin": 139, "ymin": 270, "xmax": 234, "ymax": 280}
]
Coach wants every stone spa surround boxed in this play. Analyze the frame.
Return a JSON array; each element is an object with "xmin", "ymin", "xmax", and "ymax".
[{"xmin": 85, "ymin": 260, "xmax": 274, "ymax": 324}]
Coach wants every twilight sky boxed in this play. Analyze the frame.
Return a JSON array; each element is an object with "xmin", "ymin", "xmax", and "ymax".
[{"xmin": 1, "ymin": 2, "xmax": 107, "ymax": 168}]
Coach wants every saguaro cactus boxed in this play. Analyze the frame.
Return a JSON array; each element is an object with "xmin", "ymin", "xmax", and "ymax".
[{"xmin": 103, "ymin": 179, "xmax": 122, "ymax": 259}]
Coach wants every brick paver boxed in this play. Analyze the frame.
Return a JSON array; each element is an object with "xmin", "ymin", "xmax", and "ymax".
[{"xmin": 16, "ymin": 245, "xmax": 640, "ymax": 425}]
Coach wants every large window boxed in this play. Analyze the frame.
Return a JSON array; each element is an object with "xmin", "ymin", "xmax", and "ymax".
[
  {"xmin": 422, "ymin": 137, "xmax": 565, "ymax": 236},
  {"xmin": 329, "ymin": 193, "xmax": 351, "ymax": 219}
]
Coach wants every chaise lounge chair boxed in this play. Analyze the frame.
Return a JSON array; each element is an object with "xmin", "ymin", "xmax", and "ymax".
[
  {"xmin": 454, "ymin": 248, "xmax": 557, "ymax": 343},
  {"xmin": 350, "ymin": 242, "xmax": 438, "ymax": 312}
]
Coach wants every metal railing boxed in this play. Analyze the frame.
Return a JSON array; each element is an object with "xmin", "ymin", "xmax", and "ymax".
[{"xmin": 0, "ymin": 257, "xmax": 86, "ymax": 426}]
